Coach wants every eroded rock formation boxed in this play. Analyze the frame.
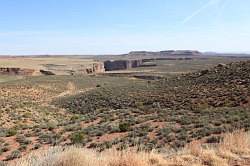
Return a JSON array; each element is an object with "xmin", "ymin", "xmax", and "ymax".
[
  {"xmin": 104, "ymin": 60, "xmax": 143, "ymax": 71},
  {"xmin": 0, "ymin": 68, "xmax": 35, "ymax": 76},
  {"xmin": 40, "ymin": 70, "xmax": 55, "ymax": 75},
  {"xmin": 78, "ymin": 63, "xmax": 105, "ymax": 74},
  {"xmin": 0, "ymin": 62, "xmax": 105, "ymax": 76}
]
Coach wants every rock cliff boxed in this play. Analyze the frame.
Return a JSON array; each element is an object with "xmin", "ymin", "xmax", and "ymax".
[
  {"xmin": 104, "ymin": 60, "xmax": 142, "ymax": 71},
  {"xmin": 0, "ymin": 68, "xmax": 36, "ymax": 76},
  {"xmin": 0, "ymin": 62, "xmax": 105, "ymax": 76}
]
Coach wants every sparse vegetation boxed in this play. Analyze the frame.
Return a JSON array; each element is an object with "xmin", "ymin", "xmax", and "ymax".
[
  {"xmin": 0, "ymin": 59, "xmax": 249, "ymax": 164},
  {"xmin": 9, "ymin": 131, "xmax": 250, "ymax": 166},
  {"xmin": 70, "ymin": 132, "xmax": 85, "ymax": 144}
]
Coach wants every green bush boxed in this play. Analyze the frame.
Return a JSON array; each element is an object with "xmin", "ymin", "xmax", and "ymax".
[
  {"xmin": 6, "ymin": 129, "xmax": 17, "ymax": 137},
  {"xmin": 18, "ymin": 145, "xmax": 27, "ymax": 152},
  {"xmin": 6, "ymin": 150, "xmax": 21, "ymax": 160},
  {"xmin": 119, "ymin": 123, "xmax": 130, "ymax": 132},
  {"xmin": 1, "ymin": 146, "xmax": 9, "ymax": 153},
  {"xmin": 70, "ymin": 132, "xmax": 85, "ymax": 144},
  {"xmin": 47, "ymin": 121, "xmax": 57, "ymax": 131},
  {"xmin": 16, "ymin": 135, "xmax": 31, "ymax": 145}
]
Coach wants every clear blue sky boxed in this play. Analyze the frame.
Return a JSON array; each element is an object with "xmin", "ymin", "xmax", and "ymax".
[{"xmin": 0, "ymin": 0, "xmax": 250, "ymax": 55}]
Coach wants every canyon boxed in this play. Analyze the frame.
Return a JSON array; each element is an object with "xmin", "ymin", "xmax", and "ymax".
[{"xmin": 0, "ymin": 57, "xmax": 105, "ymax": 76}]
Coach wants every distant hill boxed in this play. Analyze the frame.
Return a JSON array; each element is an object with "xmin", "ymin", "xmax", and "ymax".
[
  {"xmin": 203, "ymin": 52, "xmax": 250, "ymax": 57},
  {"xmin": 95, "ymin": 50, "xmax": 204, "ymax": 61},
  {"xmin": 127, "ymin": 50, "xmax": 202, "ymax": 57}
]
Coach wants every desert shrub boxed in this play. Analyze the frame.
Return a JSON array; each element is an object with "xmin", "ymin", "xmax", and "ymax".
[
  {"xmin": 178, "ymin": 116, "xmax": 192, "ymax": 125},
  {"xmin": 206, "ymin": 136, "xmax": 221, "ymax": 143},
  {"xmin": 1, "ymin": 146, "xmax": 9, "ymax": 153},
  {"xmin": 116, "ymin": 143, "xmax": 128, "ymax": 151},
  {"xmin": 38, "ymin": 133, "xmax": 60, "ymax": 145},
  {"xmin": 165, "ymin": 133, "xmax": 175, "ymax": 143},
  {"xmin": 18, "ymin": 145, "xmax": 27, "ymax": 152},
  {"xmin": 6, "ymin": 128, "xmax": 17, "ymax": 137},
  {"xmin": 119, "ymin": 123, "xmax": 130, "ymax": 132},
  {"xmin": 32, "ymin": 143, "xmax": 41, "ymax": 150},
  {"xmin": 0, "ymin": 129, "xmax": 6, "ymax": 137},
  {"xmin": 70, "ymin": 132, "xmax": 85, "ymax": 144},
  {"xmin": 160, "ymin": 127, "xmax": 172, "ymax": 137},
  {"xmin": 177, "ymin": 129, "xmax": 188, "ymax": 141},
  {"xmin": 88, "ymin": 142, "xmax": 98, "ymax": 148},
  {"xmin": 6, "ymin": 150, "xmax": 21, "ymax": 160},
  {"xmin": 103, "ymin": 141, "xmax": 113, "ymax": 149},
  {"xmin": 213, "ymin": 121, "xmax": 222, "ymax": 126},
  {"xmin": 174, "ymin": 140, "xmax": 185, "ymax": 148},
  {"xmin": 95, "ymin": 130, "xmax": 104, "ymax": 137},
  {"xmin": 16, "ymin": 135, "xmax": 31, "ymax": 145},
  {"xmin": 64, "ymin": 124, "xmax": 80, "ymax": 132},
  {"xmin": 212, "ymin": 127, "xmax": 224, "ymax": 134},
  {"xmin": 109, "ymin": 126, "xmax": 120, "ymax": 133},
  {"xmin": 194, "ymin": 123, "xmax": 204, "ymax": 128}
]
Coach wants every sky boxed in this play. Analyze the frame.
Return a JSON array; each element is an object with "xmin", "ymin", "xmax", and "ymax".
[{"xmin": 0, "ymin": 0, "xmax": 250, "ymax": 55}]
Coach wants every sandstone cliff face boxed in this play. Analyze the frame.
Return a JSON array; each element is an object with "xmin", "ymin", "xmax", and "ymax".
[
  {"xmin": 0, "ymin": 68, "xmax": 35, "ymax": 76},
  {"xmin": 92, "ymin": 63, "xmax": 105, "ymax": 73},
  {"xmin": 0, "ymin": 62, "xmax": 105, "ymax": 76},
  {"xmin": 78, "ymin": 63, "xmax": 105, "ymax": 74},
  {"xmin": 104, "ymin": 60, "xmax": 143, "ymax": 71}
]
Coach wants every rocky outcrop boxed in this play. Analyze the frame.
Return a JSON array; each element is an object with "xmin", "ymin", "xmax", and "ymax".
[
  {"xmin": 40, "ymin": 70, "xmax": 55, "ymax": 75},
  {"xmin": 93, "ymin": 63, "xmax": 105, "ymax": 73},
  {"xmin": 0, "ymin": 62, "xmax": 105, "ymax": 76},
  {"xmin": 104, "ymin": 60, "xmax": 143, "ymax": 71},
  {"xmin": 0, "ymin": 68, "xmax": 35, "ymax": 76},
  {"xmin": 78, "ymin": 63, "xmax": 105, "ymax": 74}
]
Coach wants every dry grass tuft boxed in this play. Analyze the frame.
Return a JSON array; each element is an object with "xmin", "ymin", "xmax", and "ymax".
[{"xmin": 8, "ymin": 131, "xmax": 250, "ymax": 166}]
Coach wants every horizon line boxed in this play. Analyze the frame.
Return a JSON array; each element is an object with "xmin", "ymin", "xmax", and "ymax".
[{"xmin": 0, "ymin": 50, "xmax": 250, "ymax": 57}]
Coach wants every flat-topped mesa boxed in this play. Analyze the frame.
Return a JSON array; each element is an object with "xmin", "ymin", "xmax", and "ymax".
[
  {"xmin": 167, "ymin": 50, "xmax": 202, "ymax": 56},
  {"xmin": 0, "ymin": 67, "xmax": 36, "ymax": 76},
  {"xmin": 128, "ymin": 51, "xmax": 157, "ymax": 56},
  {"xmin": 128, "ymin": 50, "xmax": 202, "ymax": 57},
  {"xmin": 104, "ymin": 60, "xmax": 143, "ymax": 71}
]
